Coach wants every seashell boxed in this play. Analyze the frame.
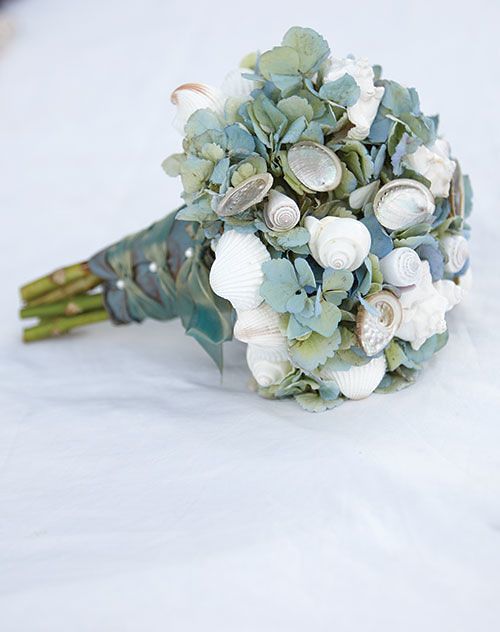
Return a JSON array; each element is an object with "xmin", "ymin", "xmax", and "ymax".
[
  {"xmin": 402, "ymin": 139, "xmax": 456, "ymax": 198},
  {"xmin": 209, "ymin": 230, "xmax": 270, "ymax": 310},
  {"xmin": 441, "ymin": 235, "xmax": 469, "ymax": 274},
  {"xmin": 221, "ymin": 67, "xmax": 256, "ymax": 102},
  {"xmin": 373, "ymin": 179, "xmax": 435, "ymax": 231},
  {"xmin": 450, "ymin": 160, "xmax": 464, "ymax": 217},
  {"xmin": 325, "ymin": 56, "xmax": 385, "ymax": 141},
  {"xmin": 264, "ymin": 190, "xmax": 300, "ymax": 232},
  {"xmin": 246, "ymin": 343, "xmax": 291, "ymax": 387},
  {"xmin": 287, "ymin": 141, "xmax": 342, "ymax": 192},
  {"xmin": 170, "ymin": 83, "xmax": 225, "ymax": 134},
  {"xmin": 234, "ymin": 304, "xmax": 285, "ymax": 347},
  {"xmin": 356, "ymin": 291, "xmax": 403, "ymax": 356},
  {"xmin": 216, "ymin": 173, "xmax": 273, "ymax": 217},
  {"xmin": 396, "ymin": 261, "xmax": 448, "ymax": 350},
  {"xmin": 321, "ymin": 355, "xmax": 386, "ymax": 400},
  {"xmin": 379, "ymin": 247, "xmax": 421, "ymax": 287},
  {"xmin": 305, "ymin": 216, "xmax": 371, "ymax": 272},
  {"xmin": 433, "ymin": 280, "xmax": 462, "ymax": 312}
]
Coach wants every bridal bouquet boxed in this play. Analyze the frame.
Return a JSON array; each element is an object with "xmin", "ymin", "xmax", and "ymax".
[{"xmin": 19, "ymin": 27, "xmax": 472, "ymax": 412}]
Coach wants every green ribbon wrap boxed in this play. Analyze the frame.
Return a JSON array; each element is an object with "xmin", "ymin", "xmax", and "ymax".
[{"xmin": 88, "ymin": 209, "xmax": 234, "ymax": 369}]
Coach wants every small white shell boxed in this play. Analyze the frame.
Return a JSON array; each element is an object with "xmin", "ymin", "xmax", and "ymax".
[
  {"xmin": 356, "ymin": 290, "xmax": 403, "ymax": 356},
  {"xmin": 209, "ymin": 230, "xmax": 270, "ymax": 310},
  {"xmin": 433, "ymin": 279, "xmax": 462, "ymax": 312},
  {"xmin": 217, "ymin": 173, "xmax": 273, "ymax": 217},
  {"xmin": 170, "ymin": 83, "xmax": 225, "ymax": 134},
  {"xmin": 264, "ymin": 190, "xmax": 300, "ymax": 232},
  {"xmin": 373, "ymin": 179, "xmax": 435, "ymax": 231},
  {"xmin": 234, "ymin": 304, "xmax": 285, "ymax": 347},
  {"xmin": 441, "ymin": 235, "xmax": 469, "ymax": 274},
  {"xmin": 305, "ymin": 216, "xmax": 371, "ymax": 272},
  {"xmin": 321, "ymin": 355, "xmax": 386, "ymax": 400},
  {"xmin": 288, "ymin": 141, "xmax": 342, "ymax": 192},
  {"xmin": 246, "ymin": 344, "xmax": 291, "ymax": 387},
  {"xmin": 221, "ymin": 67, "xmax": 256, "ymax": 101},
  {"xmin": 379, "ymin": 247, "xmax": 421, "ymax": 287}
]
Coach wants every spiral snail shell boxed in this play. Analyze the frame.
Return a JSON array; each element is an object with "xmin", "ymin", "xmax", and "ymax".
[
  {"xmin": 321, "ymin": 355, "xmax": 387, "ymax": 400},
  {"xmin": 441, "ymin": 235, "xmax": 469, "ymax": 274},
  {"xmin": 246, "ymin": 344, "xmax": 292, "ymax": 387},
  {"xmin": 379, "ymin": 247, "xmax": 421, "ymax": 287},
  {"xmin": 356, "ymin": 290, "xmax": 403, "ymax": 356},
  {"xmin": 373, "ymin": 179, "xmax": 435, "ymax": 231},
  {"xmin": 287, "ymin": 141, "xmax": 342, "ymax": 192},
  {"xmin": 217, "ymin": 173, "xmax": 273, "ymax": 217},
  {"xmin": 263, "ymin": 190, "xmax": 301, "ymax": 232},
  {"xmin": 209, "ymin": 230, "xmax": 270, "ymax": 310},
  {"xmin": 305, "ymin": 216, "xmax": 371, "ymax": 272}
]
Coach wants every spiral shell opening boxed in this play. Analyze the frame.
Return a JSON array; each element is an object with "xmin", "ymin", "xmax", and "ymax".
[
  {"xmin": 356, "ymin": 291, "xmax": 403, "ymax": 356},
  {"xmin": 373, "ymin": 179, "xmax": 435, "ymax": 231}
]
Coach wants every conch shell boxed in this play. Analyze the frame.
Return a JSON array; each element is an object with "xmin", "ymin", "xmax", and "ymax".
[
  {"xmin": 441, "ymin": 235, "xmax": 469, "ymax": 274},
  {"xmin": 264, "ymin": 190, "xmax": 300, "ymax": 232},
  {"xmin": 433, "ymin": 279, "xmax": 462, "ymax": 311},
  {"xmin": 287, "ymin": 141, "xmax": 342, "ymax": 192},
  {"xmin": 396, "ymin": 261, "xmax": 448, "ymax": 350},
  {"xmin": 379, "ymin": 247, "xmax": 421, "ymax": 287},
  {"xmin": 209, "ymin": 230, "xmax": 270, "ymax": 310},
  {"xmin": 325, "ymin": 56, "xmax": 385, "ymax": 141},
  {"xmin": 170, "ymin": 83, "xmax": 225, "ymax": 133},
  {"xmin": 234, "ymin": 303, "xmax": 285, "ymax": 347},
  {"xmin": 356, "ymin": 290, "xmax": 403, "ymax": 356},
  {"xmin": 402, "ymin": 139, "xmax": 456, "ymax": 198},
  {"xmin": 217, "ymin": 173, "xmax": 273, "ymax": 217},
  {"xmin": 246, "ymin": 344, "xmax": 291, "ymax": 387},
  {"xmin": 321, "ymin": 355, "xmax": 387, "ymax": 400},
  {"xmin": 305, "ymin": 216, "xmax": 371, "ymax": 272},
  {"xmin": 373, "ymin": 179, "xmax": 435, "ymax": 231}
]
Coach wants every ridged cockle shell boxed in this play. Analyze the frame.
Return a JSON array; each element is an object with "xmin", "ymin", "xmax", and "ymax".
[
  {"xmin": 170, "ymin": 83, "xmax": 225, "ymax": 133},
  {"xmin": 234, "ymin": 303, "xmax": 285, "ymax": 348},
  {"xmin": 209, "ymin": 230, "xmax": 270, "ymax": 311},
  {"xmin": 321, "ymin": 355, "xmax": 386, "ymax": 400}
]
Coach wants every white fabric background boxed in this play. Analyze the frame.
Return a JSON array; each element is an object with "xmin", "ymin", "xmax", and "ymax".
[{"xmin": 1, "ymin": 1, "xmax": 499, "ymax": 630}]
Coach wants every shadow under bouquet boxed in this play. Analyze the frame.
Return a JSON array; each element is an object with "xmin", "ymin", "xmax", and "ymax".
[{"xmin": 19, "ymin": 27, "xmax": 472, "ymax": 412}]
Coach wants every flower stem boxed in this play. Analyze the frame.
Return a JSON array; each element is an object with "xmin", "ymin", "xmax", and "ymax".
[
  {"xmin": 23, "ymin": 309, "xmax": 109, "ymax": 343},
  {"xmin": 20, "ymin": 293, "xmax": 104, "ymax": 320},
  {"xmin": 20, "ymin": 262, "xmax": 91, "ymax": 303},
  {"xmin": 25, "ymin": 274, "xmax": 102, "ymax": 307}
]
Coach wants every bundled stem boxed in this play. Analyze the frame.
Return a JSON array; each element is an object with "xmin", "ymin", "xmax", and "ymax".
[{"xmin": 20, "ymin": 260, "xmax": 109, "ymax": 342}]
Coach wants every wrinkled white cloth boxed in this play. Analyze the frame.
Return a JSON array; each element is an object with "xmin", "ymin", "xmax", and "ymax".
[{"xmin": 1, "ymin": 1, "xmax": 499, "ymax": 631}]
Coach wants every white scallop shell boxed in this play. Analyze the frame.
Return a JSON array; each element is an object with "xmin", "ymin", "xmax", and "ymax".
[
  {"xmin": 217, "ymin": 173, "xmax": 273, "ymax": 217},
  {"xmin": 170, "ymin": 83, "xmax": 225, "ymax": 134},
  {"xmin": 373, "ymin": 179, "xmax": 435, "ymax": 231},
  {"xmin": 356, "ymin": 291, "xmax": 403, "ymax": 356},
  {"xmin": 234, "ymin": 304, "xmax": 285, "ymax": 347},
  {"xmin": 264, "ymin": 190, "xmax": 300, "ymax": 232},
  {"xmin": 209, "ymin": 230, "xmax": 270, "ymax": 310},
  {"xmin": 321, "ymin": 355, "xmax": 387, "ymax": 400},
  {"xmin": 379, "ymin": 247, "xmax": 421, "ymax": 287},
  {"xmin": 441, "ymin": 235, "xmax": 469, "ymax": 274},
  {"xmin": 246, "ymin": 343, "xmax": 291, "ymax": 387},
  {"xmin": 287, "ymin": 141, "xmax": 342, "ymax": 192},
  {"xmin": 221, "ymin": 67, "xmax": 256, "ymax": 102},
  {"xmin": 305, "ymin": 216, "xmax": 371, "ymax": 272}
]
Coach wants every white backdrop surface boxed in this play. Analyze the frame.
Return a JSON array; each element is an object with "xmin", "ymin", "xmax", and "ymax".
[{"xmin": 1, "ymin": 1, "xmax": 500, "ymax": 630}]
